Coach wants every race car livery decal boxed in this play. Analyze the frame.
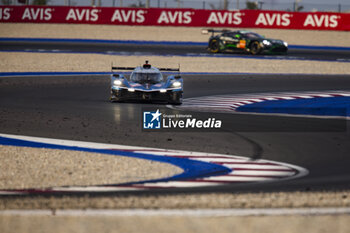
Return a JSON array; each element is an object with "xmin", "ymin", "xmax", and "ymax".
[{"xmin": 238, "ymin": 40, "xmax": 246, "ymax": 49}]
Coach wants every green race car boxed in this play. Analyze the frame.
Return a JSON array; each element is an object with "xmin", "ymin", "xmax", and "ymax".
[{"xmin": 202, "ymin": 29, "xmax": 288, "ymax": 55}]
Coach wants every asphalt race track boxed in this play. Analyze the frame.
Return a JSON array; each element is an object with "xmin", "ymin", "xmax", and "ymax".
[
  {"xmin": 1, "ymin": 73, "xmax": 350, "ymax": 194},
  {"xmin": 1, "ymin": 40, "xmax": 350, "ymax": 62}
]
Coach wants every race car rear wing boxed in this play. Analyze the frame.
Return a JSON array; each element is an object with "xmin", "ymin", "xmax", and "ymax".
[
  {"xmin": 201, "ymin": 29, "xmax": 231, "ymax": 36},
  {"xmin": 112, "ymin": 61, "xmax": 180, "ymax": 72},
  {"xmin": 158, "ymin": 68, "xmax": 180, "ymax": 71},
  {"xmin": 112, "ymin": 66, "xmax": 180, "ymax": 71},
  {"xmin": 111, "ymin": 66, "xmax": 135, "ymax": 70}
]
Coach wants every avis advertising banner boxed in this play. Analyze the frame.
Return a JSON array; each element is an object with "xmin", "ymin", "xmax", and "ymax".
[{"xmin": 0, "ymin": 6, "xmax": 349, "ymax": 31}]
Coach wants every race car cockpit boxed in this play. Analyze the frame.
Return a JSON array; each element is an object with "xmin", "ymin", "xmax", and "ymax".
[{"xmin": 130, "ymin": 72, "xmax": 163, "ymax": 84}]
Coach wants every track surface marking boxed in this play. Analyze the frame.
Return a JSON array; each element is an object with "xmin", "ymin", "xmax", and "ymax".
[{"xmin": 0, "ymin": 134, "xmax": 308, "ymax": 195}]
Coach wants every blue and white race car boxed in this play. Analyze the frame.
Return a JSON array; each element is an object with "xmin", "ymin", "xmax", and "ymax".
[{"xmin": 110, "ymin": 61, "xmax": 183, "ymax": 104}]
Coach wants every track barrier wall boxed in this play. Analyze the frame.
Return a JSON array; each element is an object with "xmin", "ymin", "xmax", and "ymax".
[{"xmin": 0, "ymin": 6, "xmax": 349, "ymax": 31}]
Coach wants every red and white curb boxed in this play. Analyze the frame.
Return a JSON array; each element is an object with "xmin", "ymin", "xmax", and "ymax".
[
  {"xmin": 117, "ymin": 149, "xmax": 307, "ymax": 190},
  {"xmin": 0, "ymin": 134, "xmax": 308, "ymax": 194},
  {"xmin": 174, "ymin": 91, "xmax": 350, "ymax": 117}
]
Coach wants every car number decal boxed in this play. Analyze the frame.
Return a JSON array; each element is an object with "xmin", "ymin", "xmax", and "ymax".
[{"xmin": 238, "ymin": 40, "xmax": 246, "ymax": 49}]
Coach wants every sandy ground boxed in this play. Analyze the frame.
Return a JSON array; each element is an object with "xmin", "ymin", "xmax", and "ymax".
[
  {"xmin": 1, "ymin": 191, "xmax": 350, "ymax": 210},
  {"xmin": 1, "ymin": 52, "xmax": 349, "ymax": 74},
  {"xmin": 1, "ymin": 214, "xmax": 350, "ymax": 233},
  {"xmin": 1, "ymin": 23, "xmax": 349, "ymax": 47},
  {"xmin": 1, "ymin": 190, "xmax": 350, "ymax": 233},
  {"xmin": 0, "ymin": 145, "xmax": 182, "ymax": 189}
]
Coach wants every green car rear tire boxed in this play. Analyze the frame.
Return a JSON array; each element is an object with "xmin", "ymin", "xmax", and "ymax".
[{"xmin": 209, "ymin": 39, "xmax": 221, "ymax": 53}]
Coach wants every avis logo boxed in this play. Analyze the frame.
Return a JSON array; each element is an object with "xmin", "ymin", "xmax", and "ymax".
[{"xmin": 143, "ymin": 109, "xmax": 162, "ymax": 129}]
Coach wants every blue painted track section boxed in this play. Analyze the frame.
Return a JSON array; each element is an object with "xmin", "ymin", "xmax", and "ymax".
[
  {"xmin": 0, "ymin": 136, "xmax": 231, "ymax": 185},
  {"xmin": 237, "ymin": 96, "xmax": 350, "ymax": 117}
]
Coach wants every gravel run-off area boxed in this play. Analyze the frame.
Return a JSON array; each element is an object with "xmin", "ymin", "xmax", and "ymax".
[
  {"xmin": 1, "ymin": 191, "xmax": 350, "ymax": 210},
  {"xmin": 0, "ymin": 145, "xmax": 182, "ymax": 189},
  {"xmin": 1, "ymin": 52, "xmax": 350, "ymax": 74},
  {"xmin": 1, "ymin": 190, "xmax": 350, "ymax": 233},
  {"xmin": 1, "ymin": 214, "xmax": 350, "ymax": 233}
]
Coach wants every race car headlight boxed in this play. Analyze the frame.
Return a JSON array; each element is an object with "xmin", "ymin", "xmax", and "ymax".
[
  {"xmin": 262, "ymin": 40, "xmax": 271, "ymax": 46},
  {"xmin": 283, "ymin": 41, "xmax": 288, "ymax": 47},
  {"xmin": 128, "ymin": 88, "xmax": 135, "ymax": 92},
  {"xmin": 160, "ymin": 89, "xmax": 167, "ymax": 93},
  {"xmin": 114, "ymin": 80, "xmax": 123, "ymax": 86},
  {"xmin": 172, "ymin": 81, "xmax": 182, "ymax": 88}
]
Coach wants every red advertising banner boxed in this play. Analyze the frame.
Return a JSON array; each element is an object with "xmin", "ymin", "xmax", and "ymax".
[{"xmin": 0, "ymin": 6, "xmax": 349, "ymax": 31}]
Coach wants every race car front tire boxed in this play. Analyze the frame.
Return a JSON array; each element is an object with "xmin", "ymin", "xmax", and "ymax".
[
  {"xmin": 110, "ymin": 90, "xmax": 123, "ymax": 102},
  {"xmin": 249, "ymin": 41, "xmax": 262, "ymax": 55},
  {"xmin": 170, "ymin": 92, "xmax": 182, "ymax": 105}
]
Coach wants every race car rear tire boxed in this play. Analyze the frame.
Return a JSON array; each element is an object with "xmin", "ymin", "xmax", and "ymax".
[
  {"xmin": 170, "ymin": 92, "xmax": 182, "ymax": 105},
  {"xmin": 208, "ymin": 39, "xmax": 220, "ymax": 53},
  {"xmin": 249, "ymin": 41, "xmax": 262, "ymax": 55}
]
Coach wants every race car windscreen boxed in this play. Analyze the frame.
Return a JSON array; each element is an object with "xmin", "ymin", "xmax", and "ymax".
[
  {"xmin": 130, "ymin": 72, "xmax": 163, "ymax": 84},
  {"xmin": 241, "ymin": 32, "xmax": 264, "ymax": 39}
]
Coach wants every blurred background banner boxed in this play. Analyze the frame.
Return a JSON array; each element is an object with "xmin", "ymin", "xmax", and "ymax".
[
  {"xmin": 0, "ymin": 5, "xmax": 349, "ymax": 30},
  {"xmin": 2, "ymin": 0, "xmax": 350, "ymax": 13}
]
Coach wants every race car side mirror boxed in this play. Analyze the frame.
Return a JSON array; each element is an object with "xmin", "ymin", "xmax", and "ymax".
[{"xmin": 174, "ymin": 75, "xmax": 181, "ymax": 79}]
